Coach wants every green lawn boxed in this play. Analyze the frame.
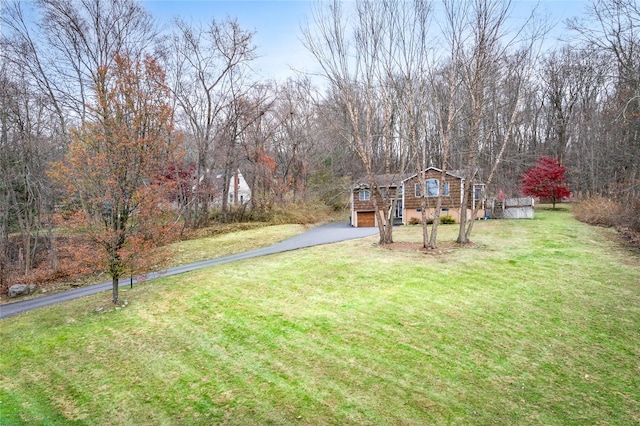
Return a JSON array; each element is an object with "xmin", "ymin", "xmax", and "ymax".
[
  {"xmin": 1, "ymin": 209, "xmax": 639, "ymax": 425},
  {"xmin": 166, "ymin": 224, "xmax": 310, "ymax": 265}
]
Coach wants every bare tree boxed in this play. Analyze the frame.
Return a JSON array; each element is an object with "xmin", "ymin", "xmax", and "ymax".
[
  {"xmin": 0, "ymin": 56, "xmax": 57, "ymax": 279},
  {"xmin": 383, "ymin": 0, "xmax": 439, "ymax": 248},
  {"xmin": 448, "ymin": 0, "xmax": 544, "ymax": 243},
  {"xmin": 452, "ymin": 0, "xmax": 512, "ymax": 244},
  {"xmin": 1, "ymin": 1, "xmax": 67, "ymax": 135},
  {"xmin": 2, "ymin": 0, "xmax": 156, "ymax": 126},
  {"xmin": 303, "ymin": 0, "xmax": 410, "ymax": 244},
  {"xmin": 568, "ymin": 0, "xmax": 640, "ymax": 206},
  {"xmin": 167, "ymin": 17, "xmax": 256, "ymax": 227},
  {"xmin": 218, "ymin": 83, "xmax": 279, "ymax": 214},
  {"xmin": 273, "ymin": 78, "xmax": 322, "ymax": 204}
]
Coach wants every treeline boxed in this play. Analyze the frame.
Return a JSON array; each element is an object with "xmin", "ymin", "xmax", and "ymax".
[{"xmin": 1, "ymin": 0, "xmax": 639, "ymax": 290}]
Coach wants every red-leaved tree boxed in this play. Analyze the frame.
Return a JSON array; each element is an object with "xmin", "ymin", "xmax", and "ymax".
[
  {"xmin": 521, "ymin": 157, "xmax": 571, "ymax": 209},
  {"xmin": 50, "ymin": 54, "xmax": 179, "ymax": 304}
]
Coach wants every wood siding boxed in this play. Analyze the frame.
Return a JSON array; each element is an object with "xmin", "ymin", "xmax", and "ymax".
[
  {"xmin": 351, "ymin": 188, "xmax": 399, "ymax": 213},
  {"xmin": 351, "ymin": 186, "xmax": 400, "ymax": 228},
  {"xmin": 350, "ymin": 169, "xmax": 485, "ymax": 227},
  {"xmin": 403, "ymin": 170, "xmax": 462, "ymax": 211}
]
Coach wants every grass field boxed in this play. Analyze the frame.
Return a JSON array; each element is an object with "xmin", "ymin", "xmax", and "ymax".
[
  {"xmin": 166, "ymin": 224, "xmax": 310, "ymax": 266},
  {"xmin": 1, "ymin": 209, "xmax": 639, "ymax": 425}
]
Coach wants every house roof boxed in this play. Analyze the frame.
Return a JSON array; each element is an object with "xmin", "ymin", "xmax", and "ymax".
[
  {"xmin": 401, "ymin": 167, "xmax": 464, "ymax": 182},
  {"xmin": 353, "ymin": 167, "xmax": 482, "ymax": 190},
  {"xmin": 353, "ymin": 173, "xmax": 412, "ymax": 189}
]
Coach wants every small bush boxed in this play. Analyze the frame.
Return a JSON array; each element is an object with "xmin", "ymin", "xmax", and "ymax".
[
  {"xmin": 440, "ymin": 215, "xmax": 456, "ymax": 225},
  {"xmin": 408, "ymin": 217, "xmax": 437, "ymax": 225}
]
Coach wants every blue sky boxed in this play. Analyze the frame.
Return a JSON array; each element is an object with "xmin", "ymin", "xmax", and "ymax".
[
  {"xmin": 5, "ymin": 1, "xmax": 590, "ymax": 81},
  {"xmin": 143, "ymin": 0, "xmax": 588, "ymax": 81},
  {"xmin": 144, "ymin": 0, "xmax": 319, "ymax": 81}
]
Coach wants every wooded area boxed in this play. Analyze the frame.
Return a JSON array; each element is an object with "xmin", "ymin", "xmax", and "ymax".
[{"xmin": 1, "ymin": 0, "xmax": 639, "ymax": 296}]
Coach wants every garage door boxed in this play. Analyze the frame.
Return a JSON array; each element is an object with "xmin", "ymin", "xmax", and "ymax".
[{"xmin": 357, "ymin": 211, "xmax": 376, "ymax": 227}]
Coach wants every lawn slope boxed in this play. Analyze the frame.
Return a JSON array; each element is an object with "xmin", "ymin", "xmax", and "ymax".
[{"xmin": 1, "ymin": 209, "xmax": 639, "ymax": 425}]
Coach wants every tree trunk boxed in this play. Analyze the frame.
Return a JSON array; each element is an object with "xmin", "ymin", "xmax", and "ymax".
[
  {"xmin": 22, "ymin": 232, "xmax": 32, "ymax": 275},
  {"xmin": 376, "ymin": 208, "xmax": 393, "ymax": 245},
  {"xmin": 112, "ymin": 276, "xmax": 119, "ymax": 304},
  {"xmin": 419, "ymin": 171, "xmax": 429, "ymax": 249},
  {"xmin": 48, "ymin": 219, "xmax": 58, "ymax": 272},
  {"xmin": 457, "ymin": 175, "xmax": 471, "ymax": 244},
  {"xmin": 421, "ymin": 200, "xmax": 429, "ymax": 248},
  {"xmin": 429, "ymin": 170, "xmax": 449, "ymax": 249}
]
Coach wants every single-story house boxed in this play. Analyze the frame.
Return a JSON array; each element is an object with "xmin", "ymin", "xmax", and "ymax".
[{"xmin": 350, "ymin": 167, "xmax": 485, "ymax": 227}]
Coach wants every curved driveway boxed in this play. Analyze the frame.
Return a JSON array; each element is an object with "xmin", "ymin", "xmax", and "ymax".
[{"xmin": 0, "ymin": 222, "xmax": 377, "ymax": 319}]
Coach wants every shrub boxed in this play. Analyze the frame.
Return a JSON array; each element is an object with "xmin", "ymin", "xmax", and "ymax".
[
  {"xmin": 627, "ymin": 197, "xmax": 640, "ymax": 233},
  {"xmin": 209, "ymin": 200, "xmax": 335, "ymax": 226},
  {"xmin": 248, "ymin": 201, "xmax": 333, "ymax": 225},
  {"xmin": 408, "ymin": 217, "xmax": 437, "ymax": 225},
  {"xmin": 440, "ymin": 215, "xmax": 456, "ymax": 225},
  {"xmin": 574, "ymin": 196, "xmax": 640, "ymax": 249},
  {"xmin": 573, "ymin": 197, "xmax": 623, "ymax": 228}
]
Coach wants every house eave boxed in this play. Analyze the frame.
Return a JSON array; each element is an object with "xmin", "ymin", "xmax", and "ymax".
[{"xmin": 401, "ymin": 167, "xmax": 464, "ymax": 183}]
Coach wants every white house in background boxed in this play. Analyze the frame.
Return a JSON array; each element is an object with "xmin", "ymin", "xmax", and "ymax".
[
  {"xmin": 193, "ymin": 168, "xmax": 251, "ymax": 207},
  {"xmin": 218, "ymin": 169, "xmax": 251, "ymax": 206}
]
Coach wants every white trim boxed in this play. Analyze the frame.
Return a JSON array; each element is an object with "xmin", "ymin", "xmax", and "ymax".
[
  {"xmin": 402, "ymin": 184, "xmax": 406, "ymax": 225},
  {"xmin": 350, "ymin": 190, "xmax": 354, "ymax": 224},
  {"xmin": 401, "ymin": 167, "xmax": 464, "ymax": 183},
  {"xmin": 473, "ymin": 184, "xmax": 485, "ymax": 209}
]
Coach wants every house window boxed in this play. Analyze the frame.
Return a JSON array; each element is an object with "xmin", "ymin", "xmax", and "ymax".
[
  {"xmin": 381, "ymin": 188, "xmax": 387, "ymax": 199},
  {"xmin": 426, "ymin": 179, "xmax": 439, "ymax": 197},
  {"xmin": 359, "ymin": 190, "xmax": 371, "ymax": 201},
  {"xmin": 415, "ymin": 183, "xmax": 421, "ymax": 197},
  {"xmin": 443, "ymin": 182, "xmax": 450, "ymax": 196},
  {"xmin": 473, "ymin": 184, "xmax": 484, "ymax": 207}
]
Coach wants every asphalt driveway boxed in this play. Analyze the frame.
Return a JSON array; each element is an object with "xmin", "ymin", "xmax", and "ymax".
[{"xmin": 0, "ymin": 222, "xmax": 378, "ymax": 319}]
